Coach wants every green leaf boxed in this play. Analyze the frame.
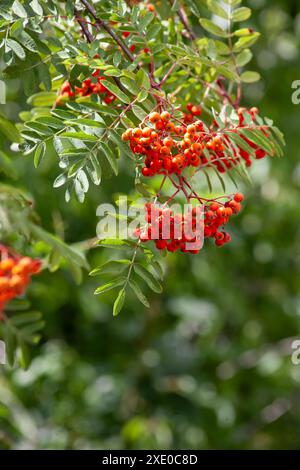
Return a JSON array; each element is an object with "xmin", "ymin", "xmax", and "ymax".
[
  {"xmin": 12, "ymin": 0, "xmax": 27, "ymax": 18},
  {"xmin": 10, "ymin": 312, "xmax": 43, "ymax": 326},
  {"xmin": 113, "ymin": 289, "xmax": 126, "ymax": 316},
  {"xmin": 236, "ymin": 49, "xmax": 253, "ymax": 67},
  {"xmin": 4, "ymin": 324, "xmax": 16, "ymax": 367},
  {"xmin": 94, "ymin": 278, "xmax": 125, "ymax": 295},
  {"xmin": 136, "ymin": 68, "xmax": 150, "ymax": 90},
  {"xmin": 98, "ymin": 239, "xmax": 130, "ymax": 248},
  {"xmin": 60, "ymin": 131, "xmax": 98, "ymax": 142},
  {"xmin": 0, "ymin": 80, "xmax": 6, "ymax": 104},
  {"xmin": 99, "ymin": 142, "xmax": 118, "ymax": 175},
  {"xmin": 53, "ymin": 173, "xmax": 67, "ymax": 188},
  {"xmin": 207, "ymin": 0, "xmax": 228, "ymax": 19},
  {"xmin": 129, "ymin": 279, "xmax": 150, "ymax": 308},
  {"xmin": 6, "ymin": 38, "xmax": 26, "ymax": 60},
  {"xmin": 0, "ymin": 114, "xmax": 20, "ymax": 142},
  {"xmin": 240, "ymin": 71, "xmax": 261, "ymax": 83},
  {"xmin": 38, "ymin": 62, "xmax": 52, "ymax": 91},
  {"xmin": 232, "ymin": 7, "xmax": 251, "ymax": 22},
  {"xmin": 29, "ymin": 0, "xmax": 43, "ymax": 15},
  {"xmin": 233, "ymin": 33, "xmax": 260, "ymax": 52},
  {"xmin": 134, "ymin": 264, "xmax": 163, "ymax": 293},
  {"xmin": 34, "ymin": 142, "xmax": 46, "ymax": 167},
  {"xmin": 100, "ymin": 79, "xmax": 130, "ymax": 103},
  {"xmin": 132, "ymin": 104, "xmax": 148, "ymax": 121},
  {"xmin": 27, "ymin": 92, "xmax": 57, "ymax": 107},
  {"xmin": 90, "ymin": 259, "xmax": 130, "ymax": 276},
  {"xmin": 24, "ymin": 121, "xmax": 53, "ymax": 136},
  {"xmin": 120, "ymin": 77, "xmax": 140, "ymax": 95},
  {"xmin": 88, "ymin": 153, "xmax": 102, "ymax": 185},
  {"xmin": 19, "ymin": 31, "xmax": 37, "ymax": 52},
  {"xmin": 36, "ymin": 116, "xmax": 65, "ymax": 129},
  {"xmin": 19, "ymin": 340, "xmax": 30, "ymax": 370},
  {"xmin": 109, "ymin": 129, "xmax": 135, "ymax": 160},
  {"xmin": 199, "ymin": 19, "xmax": 228, "ymax": 38},
  {"xmin": 138, "ymin": 11, "xmax": 154, "ymax": 31},
  {"xmin": 234, "ymin": 28, "xmax": 254, "ymax": 37}
]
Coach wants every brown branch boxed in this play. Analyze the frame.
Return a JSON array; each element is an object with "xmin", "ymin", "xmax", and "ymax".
[
  {"xmin": 75, "ymin": 5, "xmax": 128, "ymax": 94},
  {"xmin": 74, "ymin": 8, "xmax": 94, "ymax": 43},
  {"xmin": 169, "ymin": 0, "xmax": 196, "ymax": 41},
  {"xmin": 80, "ymin": 0, "xmax": 136, "ymax": 62}
]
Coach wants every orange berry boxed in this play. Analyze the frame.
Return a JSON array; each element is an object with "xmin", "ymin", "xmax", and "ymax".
[
  {"xmin": 160, "ymin": 146, "xmax": 171, "ymax": 155},
  {"xmin": 0, "ymin": 258, "xmax": 15, "ymax": 272},
  {"xmin": 155, "ymin": 121, "xmax": 164, "ymax": 130},
  {"xmin": 149, "ymin": 112, "xmax": 161, "ymax": 123},
  {"xmin": 163, "ymin": 137, "xmax": 173, "ymax": 147},
  {"xmin": 160, "ymin": 111, "xmax": 171, "ymax": 121},
  {"xmin": 132, "ymin": 128, "xmax": 143, "ymax": 138},
  {"xmin": 234, "ymin": 193, "xmax": 244, "ymax": 202},
  {"xmin": 142, "ymin": 127, "xmax": 152, "ymax": 137},
  {"xmin": 187, "ymin": 124, "xmax": 196, "ymax": 134},
  {"xmin": 165, "ymin": 122, "xmax": 175, "ymax": 132}
]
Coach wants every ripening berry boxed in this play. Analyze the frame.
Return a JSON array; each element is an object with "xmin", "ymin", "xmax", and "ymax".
[
  {"xmin": 0, "ymin": 258, "xmax": 15, "ymax": 272},
  {"xmin": 224, "ymin": 207, "xmax": 233, "ymax": 217},
  {"xmin": 234, "ymin": 193, "xmax": 244, "ymax": 203},
  {"xmin": 163, "ymin": 137, "xmax": 173, "ymax": 147},
  {"xmin": 210, "ymin": 202, "xmax": 220, "ymax": 212},
  {"xmin": 187, "ymin": 124, "xmax": 196, "ymax": 134},
  {"xmin": 161, "ymin": 111, "xmax": 171, "ymax": 121},
  {"xmin": 149, "ymin": 112, "xmax": 161, "ymax": 123},
  {"xmin": 191, "ymin": 105, "xmax": 202, "ymax": 116},
  {"xmin": 165, "ymin": 122, "xmax": 175, "ymax": 132},
  {"xmin": 142, "ymin": 127, "xmax": 152, "ymax": 138},
  {"xmin": 142, "ymin": 167, "xmax": 151, "ymax": 177}
]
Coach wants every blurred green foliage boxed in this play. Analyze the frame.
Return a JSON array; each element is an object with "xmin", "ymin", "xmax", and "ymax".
[{"xmin": 0, "ymin": 0, "xmax": 300, "ymax": 449}]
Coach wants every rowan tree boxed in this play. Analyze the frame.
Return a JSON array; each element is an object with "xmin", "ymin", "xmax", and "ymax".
[{"xmin": 0, "ymin": 0, "xmax": 284, "ymax": 367}]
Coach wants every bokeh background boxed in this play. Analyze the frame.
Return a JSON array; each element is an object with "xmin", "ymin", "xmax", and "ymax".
[{"xmin": 1, "ymin": 0, "xmax": 300, "ymax": 449}]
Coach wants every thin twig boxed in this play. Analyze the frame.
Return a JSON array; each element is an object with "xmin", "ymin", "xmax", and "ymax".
[
  {"xmin": 80, "ymin": 0, "xmax": 136, "ymax": 63},
  {"xmin": 168, "ymin": 0, "xmax": 196, "ymax": 41},
  {"xmin": 75, "ymin": 5, "xmax": 128, "ymax": 94}
]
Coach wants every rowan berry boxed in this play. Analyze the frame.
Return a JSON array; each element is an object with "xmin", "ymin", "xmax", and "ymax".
[
  {"xmin": 161, "ymin": 111, "xmax": 171, "ymax": 121},
  {"xmin": 149, "ymin": 112, "xmax": 161, "ymax": 123},
  {"xmin": 234, "ymin": 193, "xmax": 244, "ymax": 203}
]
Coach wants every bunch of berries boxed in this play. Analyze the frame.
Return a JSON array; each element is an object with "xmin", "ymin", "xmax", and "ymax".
[
  {"xmin": 208, "ymin": 107, "xmax": 269, "ymax": 172},
  {"xmin": 0, "ymin": 247, "xmax": 41, "ymax": 316},
  {"xmin": 122, "ymin": 110, "xmax": 207, "ymax": 176},
  {"xmin": 122, "ymin": 105, "xmax": 270, "ymax": 177},
  {"xmin": 183, "ymin": 102, "xmax": 202, "ymax": 124},
  {"xmin": 56, "ymin": 69, "xmax": 115, "ymax": 106},
  {"xmin": 134, "ymin": 193, "xmax": 244, "ymax": 254}
]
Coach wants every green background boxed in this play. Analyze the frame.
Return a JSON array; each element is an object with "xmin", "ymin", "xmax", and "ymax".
[{"xmin": 1, "ymin": 0, "xmax": 300, "ymax": 449}]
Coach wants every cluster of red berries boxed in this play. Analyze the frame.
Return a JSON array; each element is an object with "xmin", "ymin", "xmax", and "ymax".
[
  {"xmin": 208, "ymin": 107, "xmax": 269, "ymax": 172},
  {"xmin": 56, "ymin": 69, "xmax": 115, "ymax": 106},
  {"xmin": 122, "ymin": 110, "xmax": 207, "ymax": 176},
  {"xmin": 183, "ymin": 102, "xmax": 202, "ymax": 124},
  {"xmin": 134, "ymin": 193, "xmax": 244, "ymax": 254},
  {"xmin": 122, "ymin": 106, "xmax": 270, "ymax": 177},
  {"xmin": 0, "ymin": 248, "xmax": 41, "ymax": 316}
]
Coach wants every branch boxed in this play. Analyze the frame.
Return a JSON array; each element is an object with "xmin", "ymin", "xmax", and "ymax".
[
  {"xmin": 80, "ymin": 0, "xmax": 136, "ymax": 63},
  {"xmin": 74, "ymin": 8, "xmax": 93, "ymax": 43},
  {"xmin": 169, "ymin": 0, "xmax": 196, "ymax": 41},
  {"xmin": 75, "ymin": 5, "xmax": 128, "ymax": 94}
]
